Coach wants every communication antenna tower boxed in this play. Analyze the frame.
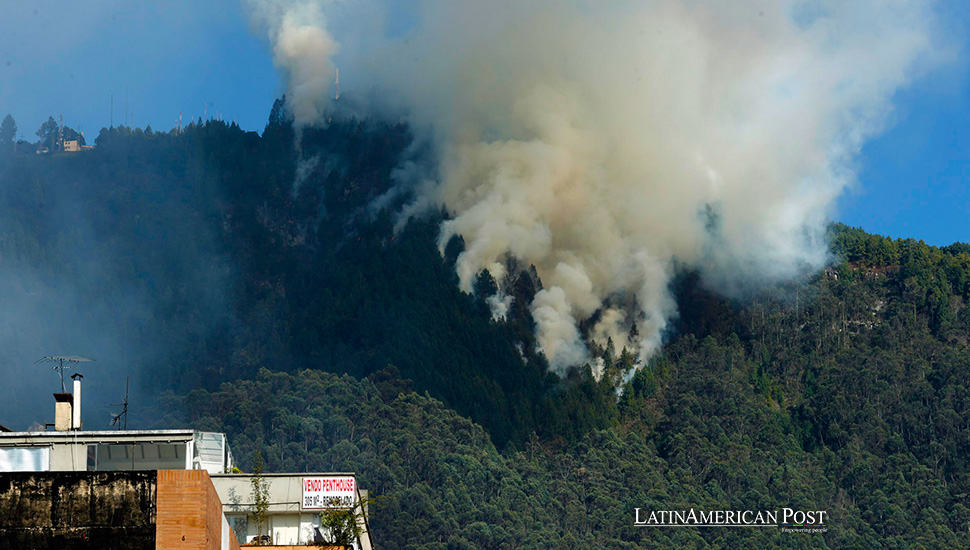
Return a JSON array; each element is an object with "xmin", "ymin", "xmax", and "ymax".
[
  {"xmin": 35, "ymin": 355, "xmax": 94, "ymax": 392},
  {"xmin": 109, "ymin": 377, "xmax": 129, "ymax": 430},
  {"xmin": 334, "ymin": 67, "xmax": 340, "ymax": 100}
]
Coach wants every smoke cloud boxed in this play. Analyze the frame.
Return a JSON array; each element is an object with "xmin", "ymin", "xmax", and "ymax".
[
  {"xmin": 245, "ymin": 0, "xmax": 339, "ymax": 128},
  {"xmin": 248, "ymin": 0, "xmax": 940, "ymax": 372}
]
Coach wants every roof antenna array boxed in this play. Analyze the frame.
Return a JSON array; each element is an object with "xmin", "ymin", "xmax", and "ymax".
[
  {"xmin": 36, "ymin": 355, "xmax": 94, "ymax": 392},
  {"xmin": 109, "ymin": 377, "xmax": 129, "ymax": 430}
]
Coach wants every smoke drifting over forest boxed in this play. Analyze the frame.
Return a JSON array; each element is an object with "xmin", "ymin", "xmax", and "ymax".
[
  {"xmin": 246, "ymin": 0, "xmax": 339, "ymax": 128},
  {"xmin": 249, "ymin": 0, "xmax": 941, "ymax": 372},
  {"xmin": 0, "ymin": 140, "xmax": 233, "ymax": 430}
]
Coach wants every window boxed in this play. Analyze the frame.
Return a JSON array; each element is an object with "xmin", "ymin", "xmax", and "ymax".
[
  {"xmin": 0, "ymin": 447, "xmax": 50, "ymax": 471},
  {"xmin": 232, "ymin": 515, "xmax": 249, "ymax": 543},
  {"xmin": 90, "ymin": 442, "xmax": 186, "ymax": 471}
]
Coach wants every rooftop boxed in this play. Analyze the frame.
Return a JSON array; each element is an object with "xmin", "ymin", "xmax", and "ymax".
[{"xmin": 0, "ymin": 429, "xmax": 199, "ymax": 439}]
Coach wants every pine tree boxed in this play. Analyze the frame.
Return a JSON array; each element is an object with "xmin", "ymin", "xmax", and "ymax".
[{"xmin": 0, "ymin": 114, "xmax": 16, "ymax": 152}]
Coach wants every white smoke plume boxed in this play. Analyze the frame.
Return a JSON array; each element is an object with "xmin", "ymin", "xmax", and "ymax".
[
  {"xmin": 245, "ymin": 0, "xmax": 339, "ymax": 128},
  {"xmin": 247, "ymin": 0, "xmax": 941, "ymax": 373}
]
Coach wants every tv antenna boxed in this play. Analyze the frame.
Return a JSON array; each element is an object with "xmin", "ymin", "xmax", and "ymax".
[
  {"xmin": 36, "ymin": 355, "xmax": 94, "ymax": 392},
  {"xmin": 109, "ymin": 377, "xmax": 129, "ymax": 430}
]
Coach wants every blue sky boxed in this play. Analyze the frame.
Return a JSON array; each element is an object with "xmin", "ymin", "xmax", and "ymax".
[
  {"xmin": 0, "ymin": 0, "xmax": 967, "ymax": 246},
  {"xmin": 841, "ymin": 55, "xmax": 970, "ymax": 247},
  {"xmin": 0, "ymin": 1, "xmax": 279, "ymax": 136}
]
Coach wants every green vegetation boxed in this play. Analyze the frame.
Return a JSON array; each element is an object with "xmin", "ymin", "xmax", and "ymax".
[
  {"xmin": 0, "ymin": 107, "xmax": 617, "ymax": 447},
  {"xmin": 249, "ymin": 452, "xmax": 271, "ymax": 544},
  {"xmin": 155, "ymin": 218, "xmax": 970, "ymax": 548},
  {"xmin": 0, "ymin": 115, "xmax": 16, "ymax": 152},
  {"xmin": 3, "ymin": 103, "xmax": 970, "ymax": 548},
  {"xmin": 318, "ymin": 496, "xmax": 374, "ymax": 547}
]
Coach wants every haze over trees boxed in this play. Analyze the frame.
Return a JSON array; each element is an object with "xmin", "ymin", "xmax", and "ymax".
[{"xmin": 1, "ymin": 101, "xmax": 969, "ymax": 548}]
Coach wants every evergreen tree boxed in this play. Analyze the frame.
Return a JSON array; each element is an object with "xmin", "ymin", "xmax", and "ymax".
[
  {"xmin": 0, "ymin": 114, "xmax": 16, "ymax": 151},
  {"xmin": 35, "ymin": 116, "xmax": 58, "ymax": 150}
]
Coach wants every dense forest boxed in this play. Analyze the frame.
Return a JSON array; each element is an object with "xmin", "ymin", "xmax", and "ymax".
[{"xmin": 1, "ymin": 104, "xmax": 969, "ymax": 548}]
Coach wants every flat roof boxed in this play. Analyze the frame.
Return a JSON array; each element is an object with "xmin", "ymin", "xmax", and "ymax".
[
  {"xmin": 0, "ymin": 429, "xmax": 201, "ymax": 442},
  {"xmin": 210, "ymin": 472, "xmax": 357, "ymax": 478}
]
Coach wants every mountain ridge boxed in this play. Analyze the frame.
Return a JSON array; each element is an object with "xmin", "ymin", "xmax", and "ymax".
[{"xmin": 1, "ymin": 109, "xmax": 969, "ymax": 547}]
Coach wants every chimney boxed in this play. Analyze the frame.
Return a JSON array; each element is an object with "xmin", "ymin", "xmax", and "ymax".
[
  {"xmin": 53, "ymin": 393, "xmax": 73, "ymax": 431},
  {"xmin": 71, "ymin": 373, "xmax": 83, "ymax": 430}
]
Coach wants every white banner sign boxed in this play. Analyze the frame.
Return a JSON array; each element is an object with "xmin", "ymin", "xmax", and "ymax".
[{"xmin": 302, "ymin": 476, "xmax": 357, "ymax": 509}]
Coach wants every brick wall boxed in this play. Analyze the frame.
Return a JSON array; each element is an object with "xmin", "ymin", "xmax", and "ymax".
[{"xmin": 156, "ymin": 469, "xmax": 236, "ymax": 550}]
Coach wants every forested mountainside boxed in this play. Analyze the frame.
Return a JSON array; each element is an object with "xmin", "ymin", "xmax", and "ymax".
[
  {"xmin": 0, "ymin": 104, "xmax": 619, "ymax": 446},
  {"xmin": 2, "ymin": 103, "xmax": 970, "ymax": 548},
  {"xmin": 157, "ymin": 227, "xmax": 970, "ymax": 549}
]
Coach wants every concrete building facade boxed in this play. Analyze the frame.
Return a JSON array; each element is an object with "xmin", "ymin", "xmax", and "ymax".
[
  {"xmin": 211, "ymin": 473, "xmax": 373, "ymax": 549},
  {"xmin": 0, "ymin": 429, "xmax": 234, "ymax": 473}
]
